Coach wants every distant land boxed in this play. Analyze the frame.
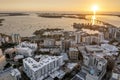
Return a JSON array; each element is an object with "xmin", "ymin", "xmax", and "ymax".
[
  {"xmin": 0, "ymin": 19, "xmax": 4, "ymax": 26},
  {"xmin": 0, "ymin": 12, "xmax": 119, "ymax": 17},
  {"xmin": 37, "ymin": 13, "xmax": 120, "ymax": 19},
  {"xmin": 0, "ymin": 13, "xmax": 29, "ymax": 17}
]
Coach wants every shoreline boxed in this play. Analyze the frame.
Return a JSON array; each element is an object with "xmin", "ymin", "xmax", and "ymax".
[{"xmin": 0, "ymin": 13, "xmax": 119, "ymax": 37}]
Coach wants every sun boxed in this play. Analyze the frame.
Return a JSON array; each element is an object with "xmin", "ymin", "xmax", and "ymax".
[{"xmin": 91, "ymin": 5, "xmax": 99, "ymax": 14}]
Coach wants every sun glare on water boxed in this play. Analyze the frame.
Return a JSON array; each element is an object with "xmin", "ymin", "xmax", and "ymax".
[{"xmin": 91, "ymin": 5, "xmax": 99, "ymax": 25}]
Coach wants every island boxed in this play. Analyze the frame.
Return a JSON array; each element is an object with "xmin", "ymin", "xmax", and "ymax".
[
  {"xmin": 0, "ymin": 13, "xmax": 29, "ymax": 17},
  {"xmin": 38, "ymin": 13, "xmax": 63, "ymax": 18}
]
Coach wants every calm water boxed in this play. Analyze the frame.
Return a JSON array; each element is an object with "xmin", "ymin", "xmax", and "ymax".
[
  {"xmin": 0, "ymin": 13, "xmax": 120, "ymax": 37},
  {"xmin": 0, "ymin": 13, "xmax": 89, "ymax": 37},
  {"xmin": 86, "ymin": 15, "xmax": 120, "ymax": 27}
]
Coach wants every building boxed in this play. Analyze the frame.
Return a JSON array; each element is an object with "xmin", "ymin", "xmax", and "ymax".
[
  {"xmin": 115, "ymin": 28, "xmax": 120, "ymax": 40},
  {"xmin": 0, "ymin": 68, "xmax": 20, "ymax": 80},
  {"xmin": 4, "ymin": 48, "xmax": 16, "ymax": 59},
  {"xmin": 10, "ymin": 69, "xmax": 21, "ymax": 80},
  {"xmin": 14, "ymin": 55, "xmax": 24, "ymax": 61},
  {"xmin": 101, "ymin": 44, "xmax": 118, "ymax": 53},
  {"xmin": 11, "ymin": 34, "xmax": 21, "ymax": 43},
  {"xmin": 108, "ymin": 27, "xmax": 117, "ymax": 39},
  {"xmin": 39, "ymin": 47, "xmax": 60, "ymax": 55},
  {"xmin": 61, "ymin": 38, "xmax": 71, "ymax": 52},
  {"xmin": 16, "ymin": 47, "xmax": 33, "ymax": 57},
  {"xmin": 110, "ymin": 73, "xmax": 120, "ymax": 80},
  {"xmin": 23, "ymin": 55, "xmax": 63, "ymax": 80},
  {"xmin": 0, "ymin": 49, "xmax": 3, "ymax": 57},
  {"xmin": 72, "ymin": 54, "xmax": 107, "ymax": 80},
  {"xmin": 15, "ymin": 42, "xmax": 38, "ymax": 57},
  {"xmin": 98, "ymin": 32, "xmax": 104, "ymax": 43},
  {"xmin": 44, "ymin": 39, "xmax": 55, "ymax": 47},
  {"xmin": 81, "ymin": 33, "xmax": 105, "ymax": 45},
  {"xmin": 84, "ymin": 44, "xmax": 119, "ymax": 57},
  {"xmin": 19, "ymin": 41, "xmax": 37, "ymax": 51},
  {"xmin": 69, "ymin": 47, "xmax": 79, "ymax": 60},
  {"xmin": 85, "ymin": 45, "xmax": 103, "ymax": 53},
  {"xmin": 75, "ymin": 31, "xmax": 82, "ymax": 44}
]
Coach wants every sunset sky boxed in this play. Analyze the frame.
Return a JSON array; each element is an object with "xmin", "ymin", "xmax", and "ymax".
[{"xmin": 0, "ymin": 0, "xmax": 120, "ymax": 12}]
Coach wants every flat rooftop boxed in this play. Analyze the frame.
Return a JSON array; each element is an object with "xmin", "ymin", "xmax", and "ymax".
[
  {"xmin": 69, "ymin": 47, "xmax": 78, "ymax": 52},
  {"xmin": 23, "ymin": 55, "xmax": 62, "ymax": 72},
  {"xmin": 101, "ymin": 44, "xmax": 118, "ymax": 52},
  {"xmin": 85, "ymin": 45, "xmax": 103, "ymax": 52}
]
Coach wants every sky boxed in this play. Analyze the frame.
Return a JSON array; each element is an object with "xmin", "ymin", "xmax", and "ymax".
[{"xmin": 0, "ymin": 0, "xmax": 120, "ymax": 12}]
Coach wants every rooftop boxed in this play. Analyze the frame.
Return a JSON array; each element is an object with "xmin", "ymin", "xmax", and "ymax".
[
  {"xmin": 23, "ymin": 55, "xmax": 62, "ymax": 72},
  {"xmin": 85, "ymin": 45, "xmax": 103, "ymax": 52},
  {"xmin": 101, "ymin": 44, "xmax": 118, "ymax": 52},
  {"xmin": 69, "ymin": 47, "xmax": 78, "ymax": 52},
  {"xmin": 10, "ymin": 69, "xmax": 21, "ymax": 77}
]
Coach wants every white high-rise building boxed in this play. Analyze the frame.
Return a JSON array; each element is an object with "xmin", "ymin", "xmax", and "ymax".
[
  {"xmin": 75, "ymin": 32, "xmax": 82, "ymax": 44},
  {"xmin": 23, "ymin": 55, "xmax": 63, "ymax": 80},
  {"xmin": 60, "ymin": 38, "xmax": 70, "ymax": 52}
]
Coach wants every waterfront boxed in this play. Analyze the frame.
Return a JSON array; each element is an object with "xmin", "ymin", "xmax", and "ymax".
[{"xmin": 0, "ymin": 13, "xmax": 120, "ymax": 37}]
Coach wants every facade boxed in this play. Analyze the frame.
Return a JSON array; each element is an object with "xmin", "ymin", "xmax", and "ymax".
[
  {"xmin": 81, "ymin": 33, "xmax": 105, "ymax": 44},
  {"xmin": 44, "ymin": 39, "xmax": 55, "ymax": 47},
  {"xmin": 10, "ymin": 69, "xmax": 21, "ymax": 80},
  {"xmin": 75, "ymin": 32, "xmax": 82, "ymax": 44},
  {"xmin": 0, "ymin": 49, "xmax": 3, "ymax": 57},
  {"xmin": 83, "ymin": 55, "xmax": 107, "ymax": 79},
  {"xmin": 69, "ymin": 47, "xmax": 79, "ymax": 60},
  {"xmin": 16, "ymin": 47, "xmax": 33, "ymax": 57},
  {"xmin": 19, "ymin": 42, "xmax": 37, "ymax": 51},
  {"xmin": 16, "ymin": 42, "xmax": 38, "ymax": 57},
  {"xmin": 23, "ymin": 55, "xmax": 63, "ymax": 80},
  {"xmin": 110, "ymin": 73, "xmax": 120, "ymax": 80},
  {"xmin": 72, "ymin": 54, "xmax": 107, "ymax": 80},
  {"xmin": 61, "ymin": 38, "xmax": 71, "ymax": 52},
  {"xmin": 98, "ymin": 32, "xmax": 104, "ymax": 43},
  {"xmin": 115, "ymin": 28, "xmax": 120, "ymax": 40},
  {"xmin": 85, "ymin": 45, "xmax": 103, "ymax": 53},
  {"xmin": 108, "ymin": 27, "xmax": 117, "ymax": 39},
  {"xmin": 11, "ymin": 34, "xmax": 21, "ymax": 43}
]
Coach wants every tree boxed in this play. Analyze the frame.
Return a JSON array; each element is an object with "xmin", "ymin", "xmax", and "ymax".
[
  {"xmin": 5, "ymin": 54, "xmax": 10, "ymax": 59},
  {"xmin": 4, "ymin": 63, "xmax": 11, "ymax": 70},
  {"xmin": 54, "ymin": 77, "xmax": 59, "ymax": 80}
]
